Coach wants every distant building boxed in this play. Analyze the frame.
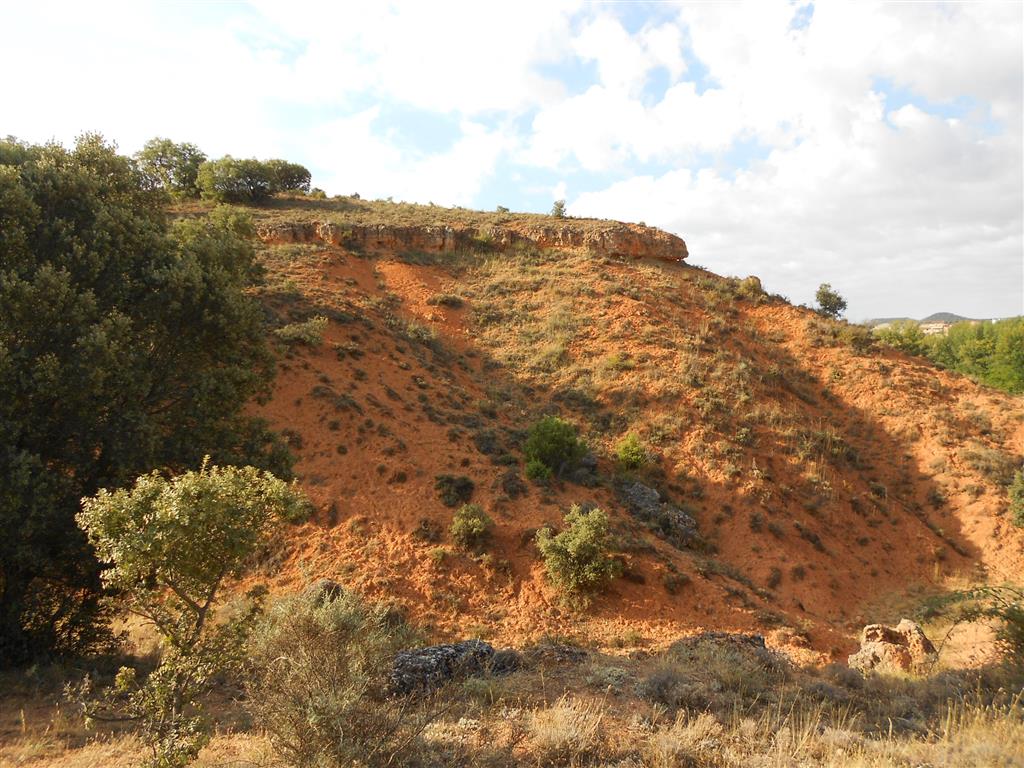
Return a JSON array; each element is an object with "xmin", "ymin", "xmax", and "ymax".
[{"xmin": 920, "ymin": 322, "xmax": 950, "ymax": 336}]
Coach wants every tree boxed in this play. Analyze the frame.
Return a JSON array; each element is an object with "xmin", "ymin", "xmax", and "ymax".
[
  {"xmin": 0, "ymin": 135, "xmax": 289, "ymax": 663},
  {"xmin": 264, "ymin": 159, "xmax": 311, "ymax": 194},
  {"xmin": 135, "ymin": 138, "xmax": 207, "ymax": 199},
  {"xmin": 815, "ymin": 283, "xmax": 847, "ymax": 319},
  {"xmin": 551, "ymin": 199, "xmax": 567, "ymax": 218},
  {"xmin": 77, "ymin": 462, "xmax": 307, "ymax": 767},
  {"xmin": 197, "ymin": 156, "xmax": 273, "ymax": 203}
]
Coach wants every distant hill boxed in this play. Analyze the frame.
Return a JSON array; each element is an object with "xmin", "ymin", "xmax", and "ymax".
[
  {"xmin": 920, "ymin": 312, "xmax": 977, "ymax": 324},
  {"xmin": 866, "ymin": 312, "xmax": 980, "ymax": 327}
]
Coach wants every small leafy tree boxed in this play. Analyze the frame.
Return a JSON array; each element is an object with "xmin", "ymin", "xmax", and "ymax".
[
  {"xmin": 815, "ymin": 283, "xmax": 847, "ymax": 319},
  {"xmin": 450, "ymin": 503, "xmax": 494, "ymax": 551},
  {"xmin": 76, "ymin": 462, "xmax": 307, "ymax": 767},
  {"xmin": 135, "ymin": 138, "xmax": 207, "ymax": 198},
  {"xmin": 551, "ymin": 199, "xmax": 567, "ymax": 218},
  {"xmin": 525, "ymin": 416, "xmax": 585, "ymax": 476},
  {"xmin": 1010, "ymin": 469, "xmax": 1024, "ymax": 528},
  {"xmin": 535, "ymin": 506, "xmax": 621, "ymax": 598}
]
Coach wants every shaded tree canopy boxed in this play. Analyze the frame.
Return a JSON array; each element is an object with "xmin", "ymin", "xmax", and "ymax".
[
  {"xmin": 0, "ymin": 134, "xmax": 290, "ymax": 664},
  {"xmin": 135, "ymin": 137, "xmax": 207, "ymax": 199}
]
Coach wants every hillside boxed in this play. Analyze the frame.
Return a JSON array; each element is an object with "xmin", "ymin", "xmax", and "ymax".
[{"xmin": 225, "ymin": 197, "xmax": 1022, "ymax": 659}]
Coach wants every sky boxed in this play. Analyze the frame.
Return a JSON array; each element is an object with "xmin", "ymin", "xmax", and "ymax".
[{"xmin": 3, "ymin": 1, "xmax": 1022, "ymax": 321}]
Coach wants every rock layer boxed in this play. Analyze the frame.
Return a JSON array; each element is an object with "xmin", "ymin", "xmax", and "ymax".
[{"xmin": 256, "ymin": 220, "xmax": 688, "ymax": 262}]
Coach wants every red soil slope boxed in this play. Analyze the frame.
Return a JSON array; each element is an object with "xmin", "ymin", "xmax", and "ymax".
[{"xmin": 246, "ymin": 216, "xmax": 1023, "ymax": 660}]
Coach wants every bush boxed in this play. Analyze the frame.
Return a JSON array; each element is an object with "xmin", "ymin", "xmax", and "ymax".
[
  {"xmin": 450, "ymin": 504, "xmax": 493, "ymax": 551},
  {"xmin": 615, "ymin": 434, "xmax": 647, "ymax": 470},
  {"xmin": 434, "ymin": 475, "xmax": 474, "ymax": 507},
  {"xmin": 535, "ymin": 506, "xmax": 621, "ymax": 596},
  {"xmin": 274, "ymin": 316, "xmax": 328, "ymax": 346},
  {"xmin": 525, "ymin": 416, "xmax": 585, "ymax": 475},
  {"xmin": 77, "ymin": 462, "xmax": 307, "ymax": 768},
  {"xmin": 815, "ymin": 283, "xmax": 847, "ymax": 319},
  {"xmin": 551, "ymin": 199, "xmax": 567, "ymax": 218},
  {"xmin": 246, "ymin": 588, "xmax": 426, "ymax": 767},
  {"xmin": 526, "ymin": 458, "xmax": 554, "ymax": 482},
  {"xmin": 1010, "ymin": 470, "xmax": 1024, "ymax": 527}
]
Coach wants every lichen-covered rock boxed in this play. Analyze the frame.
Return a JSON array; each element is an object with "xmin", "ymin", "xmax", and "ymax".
[
  {"xmin": 619, "ymin": 482, "xmax": 699, "ymax": 548},
  {"xmin": 390, "ymin": 639, "xmax": 494, "ymax": 695},
  {"xmin": 848, "ymin": 619, "xmax": 937, "ymax": 674}
]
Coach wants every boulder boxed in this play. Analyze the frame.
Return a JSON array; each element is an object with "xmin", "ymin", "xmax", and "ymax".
[
  {"xmin": 848, "ymin": 619, "xmax": 937, "ymax": 674},
  {"xmin": 619, "ymin": 482, "xmax": 699, "ymax": 548},
  {"xmin": 390, "ymin": 639, "xmax": 495, "ymax": 695}
]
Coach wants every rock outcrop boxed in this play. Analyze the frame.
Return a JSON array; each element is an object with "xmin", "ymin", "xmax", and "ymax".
[
  {"xmin": 848, "ymin": 619, "xmax": 937, "ymax": 674},
  {"xmin": 390, "ymin": 639, "xmax": 496, "ymax": 695},
  {"xmin": 256, "ymin": 220, "xmax": 688, "ymax": 263},
  {"xmin": 619, "ymin": 481, "xmax": 700, "ymax": 549}
]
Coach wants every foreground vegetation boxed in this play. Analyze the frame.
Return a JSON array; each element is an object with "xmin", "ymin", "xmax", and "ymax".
[{"xmin": 3, "ymin": 596, "xmax": 1023, "ymax": 767}]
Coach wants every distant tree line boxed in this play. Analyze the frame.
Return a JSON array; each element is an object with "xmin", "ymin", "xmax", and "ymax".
[
  {"xmin": 0, "ymin": 134, "xmax": 294, "ymax": 663},
  {"xmin": 136, "ymin": 137, "xmax": 311, "ymax": 202},
  {"xmin": 877, "ymin": 317, "xmax": 1024, "ymax": 394}
]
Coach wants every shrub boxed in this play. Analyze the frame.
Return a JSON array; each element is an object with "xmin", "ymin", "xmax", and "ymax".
[
  {"xmin": 274, "ymin": 316, "xmax": 328, "ymax": 346},
  {"xmin": 526, "ymin": 458, "xmax": 554, "ymax": 482},
  {"xmin": 525, "ymin": 416, "xmax": 585, "ymax": 475},
  {"xmin": 535, "ymin": 506, "xmax": 622, "ymax": 596},
  {"xmin": 77, "ymin": 462, "xmax": 307, "ymax": 768},
  {"xmin": 434, "ymin": 475, "xmax": 474, "ymax": 507},
  {"xmin": 1010, "ymin": 470, "xmax": 1024, "ymax": 527},
  {"xmin": 246, "ymin": 588, "xmax": 427, "ymax": 767},
  {"xmin": 615, "ymin": 433, "xmax": 647, "ymax": 470},
  {"xmin": 551, "ymin": 199, "xmax": 567, "ymax": 218},
  {"xmin": 962, "ymin": 446, "xmax": 1019, "ymax": 486},
  {"xmin": 450, "ymin": 503, "xmax": 494, "ymax": 550},
  {"xmin": 815, "ymin": 283, "xmax": 847, "ymax": 319}
]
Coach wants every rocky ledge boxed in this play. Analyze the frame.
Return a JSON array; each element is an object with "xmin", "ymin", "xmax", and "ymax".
[{"xmin": 256, "ymin": 219, "xmax": 688, "ymax": 263}]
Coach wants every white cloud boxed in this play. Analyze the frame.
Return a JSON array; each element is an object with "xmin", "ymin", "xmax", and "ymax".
[
  {"xmin": 573, "ymin": 99, "xmax": 1022, "ymax": 319},
  {"xmin": 311, "ymin": 108, "xmax": 510, "ymax": 206}
]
